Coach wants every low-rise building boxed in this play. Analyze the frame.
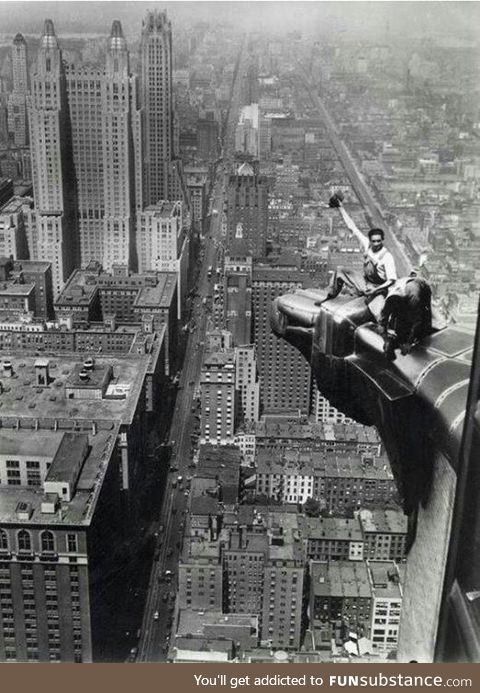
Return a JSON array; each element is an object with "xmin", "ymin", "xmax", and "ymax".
[
  {"xmin": 302, "ymin": 516, "xmax": 364, "ymax": 561},
  {"xmin": 172, "ymin": 610, "xmax": 258, "ymax": 662},
  {"xmin": 358, "ymin": 509, "xmax": 408, "ymax": 562},
  {"xmin": 310, "ymin": 561, "xmax": 372, "ymax": 637},
  {"xmin": 368, "ymin": 562, "xmax": 403, "ymax": 652},
  {"xmin": 309, "ymin": 559, "xmax": 403, "ymax": 654},
  {"xmin": 255, "ymin": 449, "xmax": 397, "ymax": 512}
]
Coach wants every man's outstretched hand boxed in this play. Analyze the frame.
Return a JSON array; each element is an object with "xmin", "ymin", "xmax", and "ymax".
[{"xmin": 328, "ymin": 191, "xmax": 344, "ymax": 208}]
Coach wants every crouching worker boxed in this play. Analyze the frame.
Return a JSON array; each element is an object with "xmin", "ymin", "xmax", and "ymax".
[
  {"xmin": 327, "ymin": 193, "xmax": 397, "ymax": 321},
  {"xmin": 379, "ymin": 272, "xmax": 433, "ymax": 360}
]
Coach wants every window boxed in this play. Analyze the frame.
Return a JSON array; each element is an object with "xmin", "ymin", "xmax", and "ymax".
[
  {"xmin": 17, "ymin": 530, "xmax": 32, "ymax": 553},
  {"xmin": 0, "ymin": 529, "xmax": 9, "ymax": 551},
  {"xmin": 67, "ymin": 533, "xmax": 78, "ymax": 553},
  {"xmin": 41, "ymin": 531, "xmax": 55, "ymax": 553}
]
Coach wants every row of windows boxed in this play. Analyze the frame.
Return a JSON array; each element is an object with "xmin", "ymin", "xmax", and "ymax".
[{"xmin": 0, "ymin": 529, "xmax": 78, "ymax": 553}]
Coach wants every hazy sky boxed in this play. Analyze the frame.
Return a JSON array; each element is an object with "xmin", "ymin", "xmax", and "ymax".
[{"xmin": 0, "ymin": 1, "xmax": 478, "ymax": 42}]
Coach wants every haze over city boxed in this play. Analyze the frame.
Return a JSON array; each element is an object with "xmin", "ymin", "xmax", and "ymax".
[{"xmin": 0, "ymin": 2, "xmax": 478, "ymax": 41}]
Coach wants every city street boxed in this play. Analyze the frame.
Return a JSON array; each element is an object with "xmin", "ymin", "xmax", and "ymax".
[
  {"xmin": 136, "ymin": 182, "xmax": 223, "ymax": 662},
  {"xmin": 136, "ymin": 50, "xmax": 243, "ymax": 661}
]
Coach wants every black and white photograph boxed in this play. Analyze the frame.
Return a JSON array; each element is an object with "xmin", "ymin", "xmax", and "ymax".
[{"xmin": 0, "ymin": 0, "xmax": 479, "ymax": 666}]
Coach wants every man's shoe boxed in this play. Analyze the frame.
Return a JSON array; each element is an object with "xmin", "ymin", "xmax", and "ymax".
[
  {"xmin": 383, "ymin": 340, "xmax": 397, "ymax": 361},
  {"xmin": 315, "ymin": 291, "xmax": 338, "ymax": 306}
]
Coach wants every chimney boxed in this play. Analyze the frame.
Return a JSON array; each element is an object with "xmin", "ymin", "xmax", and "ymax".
[
  {"xmin": 104, "ymin": 313, "xmax": 116, "ymax": 332},
  {"xmin": 2, "ymin": 360, "xmax": 13, "ymax": 378},
  {"xmin": 34, "ymin": 359, "xmax": 49, "ymax": 386},
  {"xmin": 83, "ymin": 356, "xmax": 95, "ymax": 372}
]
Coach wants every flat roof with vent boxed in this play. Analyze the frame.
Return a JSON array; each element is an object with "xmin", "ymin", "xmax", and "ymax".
[
  {"xmin": 0, "ymin": 424, "xmax": 120, "ymax": 526},
  {"xmin": 0, "ymin": 354, "xmax": 149, "ymax": 425},
  {"xmin": 177, "ymin": 609, "xmax": 257, "ymax": 637},
  {"xmin": 65, "ymin": 362, "xmax": 112, "ymax": 391},
  {"xmin": 55, "ymin": 269, "xmax": 99, "ymax": 307},
  {"xmin": 255, "ymin": 447, "xmax": 392, "ymax": 479},
  {"xmin": 302, "ymin": 516, "xmax": 363, "ymax": 542},
  {"xmin": 0, "ymin": 282, "xmax": 35, "ymax": 297},
  {"xmin": 133, "ymin": 273, "xmax": 177, "ymax": 309},
  {"xmin": 311, "ymin": 560, "xmax": 371, "ymax": 599},
  {"xmin": 368, "ymin": 561, "xmax": 402, "ymax": 599},
  {"xmin": 358, "ymin": 508, "xmax": 408, "ymax": 535}
]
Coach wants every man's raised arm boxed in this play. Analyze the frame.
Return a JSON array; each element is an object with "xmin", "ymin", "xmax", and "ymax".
[{"xmin": 338, "ymin": 205, "xmax": 369, "ymax": 252}]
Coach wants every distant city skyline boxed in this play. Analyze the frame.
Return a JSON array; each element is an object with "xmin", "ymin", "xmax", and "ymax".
[{"xmin": 0, "ymin": 2, "xmax": 479, "ymax": 43}]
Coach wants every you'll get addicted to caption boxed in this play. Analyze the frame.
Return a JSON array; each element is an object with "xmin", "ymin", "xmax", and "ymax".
[{"xmin": 194, "ymin": 675, "xmax": 322, "ymax": 688}]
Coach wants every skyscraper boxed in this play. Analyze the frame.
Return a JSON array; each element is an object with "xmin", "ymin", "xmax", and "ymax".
[
  {"xmin": 226, "ymin": 163, "xmax": 269, "ymax": 259},
  {"xmin": 7, "ymin": 33, "xmax": 29, "ymax": 146},
  {"xmin": 102, "ymin": 21, "xmax": 137, "ymax": 270},
  {"xmin": 252, "ymin": 266, "xmax": 311, "ymax": 415},
  {"xmin": 65, "ymin": 20, "xmax": 139, "ymax": 270},
  {"xmin": 199, "ymin": 350, "xmax": 236, "ymax": 445},
  {"xmin": 235, "ymin": 345, "xmax": 260, "ymax": 424},
  {"xmin": 140, "ymin": 11, "xmax": 173, "ymax": 206},
  {"xmin": 223, "ymin": 253, "xmax": 253, "ymax": 346},
  {"xmin": 28, "ymin": 19, "xmax": 78, "ymax": 298},
  {"xmin": 28, "ymin": 20, "xmax": 141, "ymax": 280}
]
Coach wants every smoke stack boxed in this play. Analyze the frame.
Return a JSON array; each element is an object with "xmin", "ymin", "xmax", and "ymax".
[{"xmin": 2, "ymin": 360, "xmax": 13, "ymax": 378}]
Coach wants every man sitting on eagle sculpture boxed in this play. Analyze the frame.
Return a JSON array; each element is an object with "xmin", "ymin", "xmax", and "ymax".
[{"xmin": 328, "ymin": 192, "xmax": 433, "ymax": 359}]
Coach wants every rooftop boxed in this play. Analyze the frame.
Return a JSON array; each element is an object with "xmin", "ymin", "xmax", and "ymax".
[
  {"xmin": 13, "ymin": 260, "xmax": 51, "ymax": 274},
  {"xmin": 45, "ymin": 432, "xmax": 88, "ymax": 485},
  {"xmin": 196, "ymin": 445, "xmax": 241, "ymax": 504},
  {"xmin": 227, "ymin": 531, "xmax": 268, "ymax": 554},
  {"xmin": 0, "ymin": 428, "xmax": 63, "ymax": 459},
  {"xmin": 256, "ymin": 448, "xmax": 392, "ymax": 480},
  {"xmin": 0, "ymin": 196, "xmax": 26, "ymax": 214},
  {"xmin": 55, "ymin": 269, "xmax": 99, "ymax": 307},
  {"xmin": 0, "ymin": 282, "xmax": 34, "ymax": 297},
  {"xmin": 302, "ymin": 516, "xmax": 363, "ymax": 542},
  {"xmin": 143, "ymin": 200, "xmax": 182, "ymax": 218},
  {"xmin": 256, "ymin": 420, "xmax": 380, "ymax": 444},
  {"xmin": 133, "ymin": 273, "xmax": 177, "ymax": 309},
  {"xmin": 202, "ymin": 350, "xmax": 236, "ymax": 368},
  {"xmin": 177, "ymin": 609, "xmax": 257, "ymax": 637},
  {"xmin": 65, "ymin": 362, "xmax": 112, "ymax": 391},
  {"xmin": 0, "ymin": 354, "xmax": 149, "ymax": 425},
  {"xmin": 183, "ymin": 538, "xmax": 221, "ymax": 561},
  {"xmin": 190, "ymin": 495, "xmax": 222, "ymax": 516},
  {"xmin": 311, "ymin": 560, "xmax": 371, "ymax": 599},
  {"xmin": 0, "ymin": 425, "xmax": 120, "ymax": 526},
  {"xmin": 368, "ymin": 561, "xmax": 403, "ymax": 599},
  {"xmin": 358, "ymin": 508, "xmax": 408, "ymax": 535}
]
